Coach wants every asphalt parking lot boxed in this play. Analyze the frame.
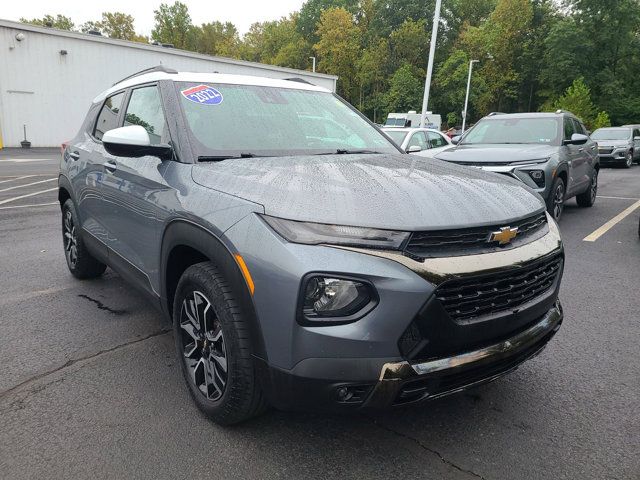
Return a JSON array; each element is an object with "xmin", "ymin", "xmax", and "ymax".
[{"xmin": 1, "ymin": 148, "xmax": 638, "ymax": 480}]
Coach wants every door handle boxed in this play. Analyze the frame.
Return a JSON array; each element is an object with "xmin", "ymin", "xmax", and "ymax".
[
  {"xmin": 578, "ymin": 148, "xmax": 584, "ymax": 152},
  {"xmin": 69, "ymin": 151, "xmax": 80, "ymax": 161},
  {"xmin": 104, "ymin": 160, "xmax": 117, "ymax": 173}
]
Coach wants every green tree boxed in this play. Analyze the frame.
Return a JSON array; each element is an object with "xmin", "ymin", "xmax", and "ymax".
[
  {"xmin": 356, "ymin": 38, "xmax": 390, "ymax": 120},
  {"xmin": 21, "ymin": 14, "xmax": 74, "ymax": 30},
  {"xmin": 389, "ymin": 19, "xmax": 428, "ymax": 70},
  {"xmin": 241, "ymin": 15, "xmax": 312, "ymax": 70},
  {"xmin": 460, "ymin": 0, "xmax": 534, "ymax": 114},
  {"xmin": 314, "ymin": 7, "xmax": 362, "ymax": 100},
  {"xmin": 549, "ymin": 77, "xmax": 596, "ymax": 128},
  {"xmin": 298, "ymin": 0, "xmax": 359, "ymax": 41},
  {"xmin": 196, "ymin": 21, "xmax": 241, "ymax": 57},
  {"xmin": 384, "ymin": 63, "xmax": 424, "ymax": 115},
  {"xmin": 80, "ymin": 21, "xmax": 102, "ymax": 34},
  {"xmin": 593, "ymin": 111, "xmax": 612, "ymax": 129},
  {"xmin": 100, "ymin": 12, "xmax": 137, "ymax": 40},
  {"xmin": 151, "ymin": 1, "xmax": 196, "ymax": 50}
]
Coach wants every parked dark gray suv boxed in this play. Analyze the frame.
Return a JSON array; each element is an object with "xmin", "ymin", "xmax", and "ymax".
[
  {"xmin": 59, "ymin": 67, "xmax": 564, "ymax": 424},
  {"xmin": 435, "ymin": 112, "xmax": 600, "ymax": 220}
]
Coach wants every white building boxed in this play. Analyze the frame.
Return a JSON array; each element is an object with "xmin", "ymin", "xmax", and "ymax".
[{"xmin": 0, "ymin": 19, "xmax": 337, "ymax": 148}]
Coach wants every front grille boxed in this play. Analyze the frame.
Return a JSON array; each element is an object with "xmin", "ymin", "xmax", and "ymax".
[
  {"xmin": 598, "ymin": 147, "xmax": 614, "ymax": 154},
  {"xmin": 435, "ymin": 253, "xmax": 563, "ymax": 322},
  {"xmin": 405, "ymin": 213, "xmax": 548, "ymax": 258}
]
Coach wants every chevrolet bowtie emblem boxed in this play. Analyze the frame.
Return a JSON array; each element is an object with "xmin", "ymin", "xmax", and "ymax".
[{"xmin": 489, "ymin": 226, "xmax": 519, "ymax": 245}]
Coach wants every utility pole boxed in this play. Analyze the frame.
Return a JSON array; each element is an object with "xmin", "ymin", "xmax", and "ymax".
[
  {"xmin": 461, "ymin": 59, "xmax": 479, "ymax": 133},
  {"xmin": 419, "ymin": 0, "xmax": 442, "ymax": 128},
  {"xmin": 309, "ymin": 56, "xmax": 316, "ymax": 73}
]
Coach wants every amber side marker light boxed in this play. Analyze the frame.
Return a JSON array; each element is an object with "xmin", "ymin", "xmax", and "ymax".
[{"xmin": 234, "ymin": 254, "xmax": 255, "ymax": 295}]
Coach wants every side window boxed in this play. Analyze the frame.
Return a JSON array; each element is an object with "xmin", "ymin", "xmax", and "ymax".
[
  {"xmin": 426, "ymin": 131, "xmax": 448, "ymax": 148},
  {"xmin": 634, "ymin": 129, "xmax": 640, "ymax": 140},
  {"xmin": 563, "ymin": 118, "xmax": 576, "ymax": 141},
  {"xmin": 407, "ymin": 132, "xmax": 428, "ymax": 150},
  {"xmin": 572, "ymin": 119, "xmax": 585, "ymax": 135},
  {"xmin": 94, "ymin": 92, "xmax": 125, "ymax": 140},
  {"xmin": 123, "ymin": 86, "xmax": 167, "ymax": 145}
]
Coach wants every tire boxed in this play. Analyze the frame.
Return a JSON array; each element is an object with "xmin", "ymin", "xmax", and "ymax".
[
  {"xmin": 546, "ymin": 177, "xmax": 566, "ymax": 221},
  {"xmin": 576, "ymin": 169, "xmax": 598, "ymax": 208},
  {"xmin": 61, "ymin": 199, "xmax": 107, "ymax": 279},
  {"xmin": 173, "ymin": 261, "xmax": 266, "ymax": 425},
  {"xmin": 623, "ymin": 151, "xmax": 633, "ymax": 168}
]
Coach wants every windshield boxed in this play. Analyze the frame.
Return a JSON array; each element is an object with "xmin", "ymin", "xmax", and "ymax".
[
  {"xmin": 591, "ymin": 128, "xmax": 631, "ymax": 141},
  {"xmin": 383, "ymin": 130, "xmax": 408, "ymax": 144},
  {"xmin": 461, "ymin": 117, "xmax": 561, "ymax": 145},
  {"xmin": 176, "ymin": 82, "xmax": 398, "ymax": 157},
  {"xmin": 385, "ymin": 117, "xmax": 407, "ymax": 127}
]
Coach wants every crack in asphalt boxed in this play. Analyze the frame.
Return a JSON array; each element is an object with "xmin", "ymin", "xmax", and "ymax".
[
  {"xmin": 0, "ymin": 329, "xmax": 171, "ymax": 400},
  {"xmin": 366, "ymin": 416, "xmax": 487, "ymax": 480},
  {"xmin": 77, "ymin": 294, "xmax": 127, "ymax": 315}
]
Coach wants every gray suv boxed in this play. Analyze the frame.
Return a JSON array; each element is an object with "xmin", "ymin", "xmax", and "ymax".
[
  {"xmin": 435, "ymin": 112, "xmax": 600, "ymax": 220},
  {"xmin": 59, "ymin": 67, "xmax": 564, "ymax": 424},
  {"xmin": 591, "ymin": 126, "xmax": 640, "ymax": 167}
]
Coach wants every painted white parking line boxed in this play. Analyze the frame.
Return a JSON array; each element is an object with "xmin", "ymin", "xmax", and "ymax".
[
  {"xmin": 0, "ymin": 177, "xmax": 56, "ymax": 193},
  {"xmin": 597, "ymin": 195, "xmax": 640, "ymax": 201},
  {"xmin": 583, "ymin": 199, "xmax": 640, "ymax": 242},
  {"xmin": 0, "ymin": 158, "xmax": 54, "ymax": 163},
  {"xmin": 0, "ymin": 175, "xmax": 36, "ymax": 185},
  {"xmin": 0, "ymin": 202, "xmax": 58, "ymax": 211},
  {"xmin": 0, "ymin": 187, "xmax": 57, "ymax": 206}
]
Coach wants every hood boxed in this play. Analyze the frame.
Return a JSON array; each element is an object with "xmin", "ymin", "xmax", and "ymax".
[
  {"xmin": 191, "ymin": 154, "xmax": 545, "ymax": 230},
  {"xmin": 596, "ymin": 140, "xmax": 630, "ymax": 148},
  {"xmin": 435, "ymin": 144, "xmax": 558, "ymax": 164}
]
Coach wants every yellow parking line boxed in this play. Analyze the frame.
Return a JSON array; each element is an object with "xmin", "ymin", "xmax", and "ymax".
[
  {"xmin": 0, "ymin": 187, "xmax": 57, "ymax": 206},
  {"xmin": 583, "ymin": 200, "xmax": 640, "ymax": 242}
]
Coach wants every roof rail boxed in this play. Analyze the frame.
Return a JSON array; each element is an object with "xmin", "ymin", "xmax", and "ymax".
[
  {"xmin": 283, "ymin": 77, "xmax": 314, "ymax": 86},
  {"xmin": 112, "ymin": 65, "xmax": 178, "ymax": 86},
  {"xmin": 486, "ymin": 112, "xmax": 506, "ymax": 116}
]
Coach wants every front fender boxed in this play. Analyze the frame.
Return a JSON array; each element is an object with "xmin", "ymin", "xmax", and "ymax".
[{"xmin": 159, "ymin": 219, "xmax": 267, "ymax": 361}]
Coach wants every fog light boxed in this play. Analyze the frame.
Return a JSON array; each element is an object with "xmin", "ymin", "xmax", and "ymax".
[
  {"xmin": 301, "ymin": 276, "xmax": 374, "ymax": 321},
  {"xmin": 525, "ymin": 170, "xmax": 545, "ymax": 187}
]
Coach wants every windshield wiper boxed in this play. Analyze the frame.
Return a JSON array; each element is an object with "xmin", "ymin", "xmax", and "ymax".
[
  {"xmin": 198, "ymin": 153, "xmax": 264, "ymax": 162},
  {"xmin": 312, "ymin": 149, "xmax": 384, "ymax": 155}
]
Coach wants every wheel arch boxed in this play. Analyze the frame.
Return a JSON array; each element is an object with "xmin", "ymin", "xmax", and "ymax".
[
  {"xmin": 58, "ymin": 174, "xmax": 73, "ymax": 207},
  {"xmin": 160, "ymin": 219, "xmax": 267, "ymax": 360}
]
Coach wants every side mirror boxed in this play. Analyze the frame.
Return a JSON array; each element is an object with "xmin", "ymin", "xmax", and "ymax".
[
  {"xmin": 102, "ymin": 125, "xmax": 173, "ymax": 160},
  {"xmin": 563, "ymin": 133, "xmax": 588, "ymax": 146},
  {"xmin": 406, "ymin": 145, "xmax": 422, "ymax": 153},
  {"xmin": 451, "ymin": 135, "xmax": 461, "ymax": 145}
]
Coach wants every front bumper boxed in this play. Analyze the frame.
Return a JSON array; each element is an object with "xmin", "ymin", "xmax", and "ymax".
[
  {"xmin": 258, "ymin": 300, "xmax": 563, "ymax": 411},
  {"xmin": 598, "ymin": 151, "xmax": 627, "ymax": 164}
]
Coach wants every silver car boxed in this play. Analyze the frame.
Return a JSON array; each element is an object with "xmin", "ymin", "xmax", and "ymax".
[
  {"xmin": 59, "ymin": 67, "xmax": 564, "ymax": 424},
  {"xmin": 592, "ymin": 126, "xmax": 640, "ymax": 168},
  {"xmin": 382, "ymin": 127, "xmax": 453, "ymax": 157}
]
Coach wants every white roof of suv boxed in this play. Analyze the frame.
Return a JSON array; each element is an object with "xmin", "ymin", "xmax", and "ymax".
[{"xmin": 94, "ymin": 71, "xmax": 330, "ymax": 103}]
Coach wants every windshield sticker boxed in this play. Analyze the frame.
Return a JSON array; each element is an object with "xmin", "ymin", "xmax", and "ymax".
[{"xmin": 181, "ymin": 85, "xmax": 223, "ymax": 105}]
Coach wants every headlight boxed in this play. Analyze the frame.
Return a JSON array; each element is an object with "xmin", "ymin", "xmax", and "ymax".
[
  {"xmin": 261, "ymin": 215, "xmax": 410, "ymax": 249},
  {"xmin": 509, "ymin": 158, "xmax": 549, "ymax": 166},
  {"xmin": 300, "ymin": 275, "xmax": 376, "ymax": 323},
  {"xmin": 523, "ymin": 169, "xmax": 545, "ymax": 187}
]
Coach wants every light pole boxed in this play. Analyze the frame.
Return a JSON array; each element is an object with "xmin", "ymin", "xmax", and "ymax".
[
  {"xmin": 461, "ymin": 59, "xmax": 479, "ymax": 133},
  {"xmin": 419, "ymin": 0, "xmax": 442, "ymax": 128},
  {"xmin": 309, "ymin": 56, "xmax": 316, "ymax": 73}
]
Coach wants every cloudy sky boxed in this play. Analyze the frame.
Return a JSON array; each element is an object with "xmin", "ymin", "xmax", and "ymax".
[{"xmin": 2, "ymin": 0, "xmax": 306, "ymax": 35}]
